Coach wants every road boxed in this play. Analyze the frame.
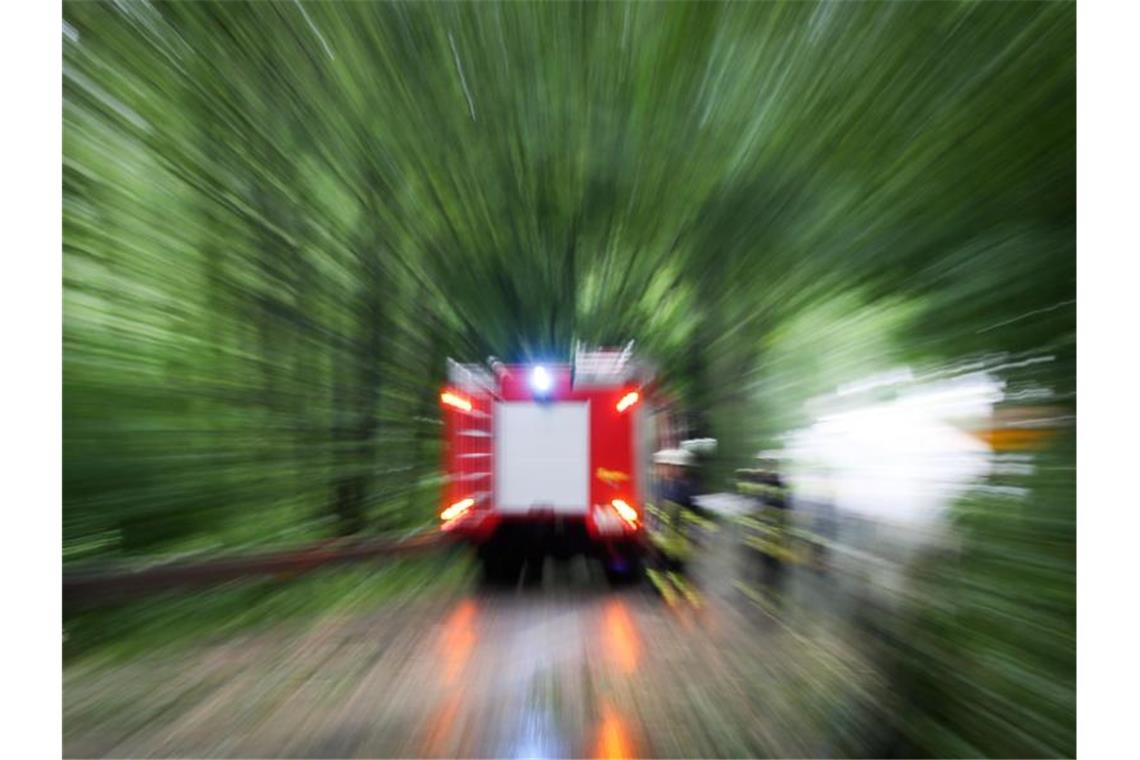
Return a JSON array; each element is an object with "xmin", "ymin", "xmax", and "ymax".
[{"xmin": 64, "ymin": 497, "xmax": 884, "ymax": 758}]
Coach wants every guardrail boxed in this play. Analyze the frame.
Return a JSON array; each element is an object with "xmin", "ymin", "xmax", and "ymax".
[{"xmin": 63, "ymin": 529, "xmax": 450, "ymax": 610}]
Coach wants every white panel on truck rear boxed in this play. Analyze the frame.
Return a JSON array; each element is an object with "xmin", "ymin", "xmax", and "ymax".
[{"xmin": 494, "ymin": 402, "xmax": 589, "ymax": 514}]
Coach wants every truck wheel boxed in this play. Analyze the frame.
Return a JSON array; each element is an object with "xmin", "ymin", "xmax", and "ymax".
[
  {"xmin": 604, "ymin": 556, "xmax": 644, "ymax": 587},
  {"xmin": 482, "ymin": 552, "xmax": 522, "ymax": 586},
  {"xmin": 521, "ymin": 551, "xmax": 545, "ymax": 587}
]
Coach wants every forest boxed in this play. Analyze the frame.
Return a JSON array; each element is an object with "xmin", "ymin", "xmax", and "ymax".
[{"xmin": 63, "ymin": 2, "xmax": 1074, "ymax": 755}]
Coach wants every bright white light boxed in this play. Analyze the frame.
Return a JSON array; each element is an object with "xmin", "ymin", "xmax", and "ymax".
[
  {"xmin": 440, "ymin": 391, "xmax": 472, "ymax": 412},
  {"xmin": 530, "ymin": 366, "xmax": 552, "ymax": 393},
  {"xmin": 785, "ymin": 372, "xmax": 1002, "ymax": 529},
  {"xmin": 616, "ymin": 391, "xmax": 639, "ymax": 412}
]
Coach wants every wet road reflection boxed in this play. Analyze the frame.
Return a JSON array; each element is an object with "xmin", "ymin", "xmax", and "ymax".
[
  {"xmin": 64, "ymin": 541, "xmax": 878, "ymax": 758},
  {"xmin": 593, "ymin": 703, "xmax": 639, "ymax": 760},
  {"xmin": 600, "ymin": 599, "xmax": 641, "ymax": 675},
  {"xmin": 439, "ymin": 598, "xmax": 478, "ymax": 685},
  {"xmin": 419, "ymin": 692, "xmax": 465, "ymax": 758},
  {"xmin": 408, "ymin": 577, "xmax": 658, "ymax": 758},
  {"xmin": 510, "ymin": 705, "xmax": 570, "ymax": 760}
]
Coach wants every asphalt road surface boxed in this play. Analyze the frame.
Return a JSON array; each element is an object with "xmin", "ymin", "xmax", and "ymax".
[{"xmin": 64, "ymin": 499, "xmax": 883, "ymax": 758}]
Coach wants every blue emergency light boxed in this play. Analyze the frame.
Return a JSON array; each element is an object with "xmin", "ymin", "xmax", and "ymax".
[{"xmin": 530, "ymin": 365, "xmax": 552, "ymax": 395}]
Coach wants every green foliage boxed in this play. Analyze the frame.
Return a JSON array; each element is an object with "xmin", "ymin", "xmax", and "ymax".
[
  {"xmin": 879, "ymin": 435, "xmax": 1076, "ymax": 757},
  {"xmin": 63, "ymin": 1, "xmax": 1074, "ymax": 548},
  {"xmin": 747, "ymin": 292, "xmax": 921, "ymax": 448}
]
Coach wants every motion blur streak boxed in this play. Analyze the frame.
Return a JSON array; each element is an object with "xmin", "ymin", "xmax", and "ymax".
[
  {"xmin": 420, "ymin": 692, "xmax": 466, "ymax": 759},
  {"xmin": 439, "ymin": 599, "xmax": 479, "ymax": 686},
  {"xmin": 594, "ymin": 704, "xmax": 638, "ymax": 760},
  {"xmin": 600, "ymin": 599, "xmax": 641, "ymax": 675},
  {"xmin": 63, "ymin": 0, "xmax": 1074, "ymax": 757}
]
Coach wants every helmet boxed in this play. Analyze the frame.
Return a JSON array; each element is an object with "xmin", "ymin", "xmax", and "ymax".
[
  {"xmin": 653, "ymin": 448, "xmax": 695, "ymax": 467},
  {"xmin": 681, "ymin": 438, "xmax": 717, "ymax": 455}
]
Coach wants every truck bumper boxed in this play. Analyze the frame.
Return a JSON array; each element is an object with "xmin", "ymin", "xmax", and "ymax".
[{"xmin": 448, "ymin": 513, "xmax": 645, "ymax": 560}]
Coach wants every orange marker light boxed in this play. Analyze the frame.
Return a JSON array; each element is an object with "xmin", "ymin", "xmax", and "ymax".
[
  {"xmin": 615, "ymin": 391, "xmax": 639, "ymax": 412},
  {"xmin": 440, "ymin": 391, "xmax": 472, "ymax": 412},
  {"xmin": 441, "ymin": 497, "xmax": 475, "ymax": 522},
  {"xmin": 611, "ymin": 498, "xmax": 638, "ymax": 525}
]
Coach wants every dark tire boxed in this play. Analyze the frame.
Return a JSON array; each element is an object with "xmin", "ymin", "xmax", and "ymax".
[
  {"xmin": 604, "ymin": 555, "xmax": 645, "ymax": 587},
  {"xmin": 481, "ymin": 551, "xmax": 523, "ymax": 587},
  {"xmin": 521, "ymin": 551, "xmax": 545, "ymax": 587}
]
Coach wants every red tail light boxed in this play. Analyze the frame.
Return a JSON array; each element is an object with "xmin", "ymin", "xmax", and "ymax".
[
  {"xmin": 441, "ymin": 390, "xmax": 473, "ymax": 412},
  {"xmin": 441, "ymin": 497, "xmax": 474, "ymax": 522},
  {"xmin": 611, "ymin": 498, "xmax": 638, "ymax": 526},
  {"xmin": 615, "ymin": 391, "xmax": 639, "ymax": 413}
]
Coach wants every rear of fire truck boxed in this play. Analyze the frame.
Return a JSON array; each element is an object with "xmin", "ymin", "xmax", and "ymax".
[{"xmin": 438, "ymin": 345, "xmax": 659, "ymax": 583}]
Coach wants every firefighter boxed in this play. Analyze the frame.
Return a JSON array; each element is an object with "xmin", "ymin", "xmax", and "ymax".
[
  {"xmin": 737, "ymin": 456, "xmax": 793, "ymax": 609},
  {"xmin": 680, "ymin": 438, "xmax": 717, "ymax": 519},
  {"xmin": 647, "ymin": 448, "xmax": 699, "ymax": 565},
  {"xmin": 643, "ymin": 448, "xmax": 707, "ymax": 605}
]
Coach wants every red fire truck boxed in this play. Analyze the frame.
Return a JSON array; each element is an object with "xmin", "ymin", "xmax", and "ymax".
[{"xmin": 438, "ymin": 344, "xmax": 666, "ymax": 583}]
